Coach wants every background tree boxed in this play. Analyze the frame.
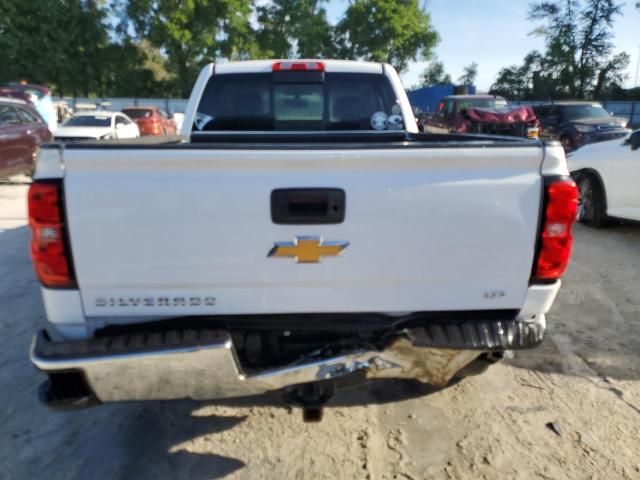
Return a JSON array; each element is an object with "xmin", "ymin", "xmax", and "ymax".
[
  {"xmin": 335, "ymin": 0, "xmax": 439, "ymax": 73},
  {"xmin": 419, "ymin": 59, "xmax": 452, "ymax": 86},
  {"xmin": 1, "ymin": 0, "xmax": 443, "ymax": 97},
  {"xmin": 458, "ymin": 62, "xmax": 478, "ymax": 86},
  {"xmin": 490, "ymin": 0, "xmax": 629, "ymax": 99},
  {"xmin": 0, "ymin": 0, "xmax": 108, "ymax": 96},
  {"xmin": 490, "ymin": 51, "xmax": 548, "ymax": 99},
  {"xmin": 98, "ymin": 41, "xmax": 170, "ymax": 97},
  {"xmin": 120, "ymin": 0, "xmax": 256, "ymax": 97},
  {"xmin": 490, "ymin": 65, "xmax": 527, "ymax": 99},
  {"xmin": 493, "ymin": 0, "xmax": 628, "ymax": 99},
  {"xmin": 255, "ymin": 0, "xmax": 335, "ymax": 58}
]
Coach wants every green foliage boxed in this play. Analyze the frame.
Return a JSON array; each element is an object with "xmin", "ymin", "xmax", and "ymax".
[
  {"xmin": 490, "ymin": 51, "xmax": 547, "ymax": 98},
  {"xmin": 458, "ymin": 62, "xmax": 478, "ymax": 86},
  {"xmin": 121, "ymin": 0, "xmax": 257, "ymax": 97},
  {"xmin": 255, "ymin": 0, "xmax": 336, "ymax": 58},
  {"xmin": 0, "ymin": 0, "xmax": 165, "ymax": 97},
  {"xmin": 491, "ymin": 0, "xmax": 629, "ymax": 99},
  {"xmin": 420, "ymin": 60, "xmax": 452, "ymax": 87},
  {"xmin": 335, "ymin": 0, "xmax": 439, "ymax": 73},
  {"xmin": 1, "ymin": 0, "xmax": 441, "ymax": 97}
]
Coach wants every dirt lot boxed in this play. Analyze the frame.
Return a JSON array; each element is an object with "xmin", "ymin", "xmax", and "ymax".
[{"xmin": 1, "ymin": 182, "xmax": 639, "ymax": 480}]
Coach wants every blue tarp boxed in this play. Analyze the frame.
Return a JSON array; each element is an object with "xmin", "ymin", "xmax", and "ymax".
[{"xmin": 406, "ymin": 84, "xmax": 477, "ymax": 113}]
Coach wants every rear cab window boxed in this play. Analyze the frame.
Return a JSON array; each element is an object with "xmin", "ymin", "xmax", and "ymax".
[{"xmin": 194, "ymin": 71, "xmax": 404, "ymax": 132}]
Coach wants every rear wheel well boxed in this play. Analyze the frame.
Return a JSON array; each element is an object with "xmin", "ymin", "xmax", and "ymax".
[
  {"xmin": 573, "ymin": 169, "xmax": 608, "ymax": 228},
  {"xmin": 572, "ymin": 168, "xmax": 608, "ymax": 212}
]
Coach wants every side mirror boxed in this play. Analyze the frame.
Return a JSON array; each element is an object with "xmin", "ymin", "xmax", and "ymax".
[
  {"xmin": 629, "ymin": 134, "xmax": 640, "ymax": 151},
  {"xmin": 116, "ymin": 123, "xmax": 124, "ymax": 130}
]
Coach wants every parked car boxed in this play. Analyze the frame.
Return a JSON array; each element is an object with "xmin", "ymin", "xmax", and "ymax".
[
  {"xmin": 121, "ymin": 106, "xmax": 177, "ymax": 136},
  {"xmin": 54, "ymin": 111, "xmax": 139, "ymax": 142},
  {"xmin": 0, "ymin": 97, "xmax": 52, "ymax": 178},
  {"xmin": 532, "ymin": 102, "xmax": 630, "ymax": 152},
  {"xmin": 29, "ymin": 60, "xmax": 577, "ymax": 420},
  {"xmin": 424, "ymin": 95, "xmax": 540, "ymax": 139},
  {"xmin": 568, "ymin": 129, "xmax": 640, "ymax": 227},
  {"xmin": 1, "ymin": 82, "xmax": 57, "ymax": 132}
]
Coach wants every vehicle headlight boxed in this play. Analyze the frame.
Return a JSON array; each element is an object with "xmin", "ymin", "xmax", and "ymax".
[{"xmin": 575, "ymin": 125, "xmax": 596, "ymax": 133}]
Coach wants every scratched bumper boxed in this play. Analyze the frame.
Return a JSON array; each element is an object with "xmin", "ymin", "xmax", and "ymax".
[{"xmin": 30, "ymin": 316, "xmax": 545, "ymax": 406}]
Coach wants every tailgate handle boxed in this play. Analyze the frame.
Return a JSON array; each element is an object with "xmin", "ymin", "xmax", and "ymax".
[{"xmin": 271, "ymin": 188, "xmax": 345, "ymax": 224}]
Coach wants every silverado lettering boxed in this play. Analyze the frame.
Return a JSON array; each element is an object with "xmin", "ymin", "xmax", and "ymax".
[{"xmin": 94, "ymin": 296, "xmax": 217, "ymax": 307}]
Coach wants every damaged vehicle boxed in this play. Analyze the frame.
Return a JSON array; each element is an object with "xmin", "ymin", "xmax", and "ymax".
[
  {"xmin": 28, "ymin": 60, "xmax": 577, "ymax": 421},
  {"xmin": 532, "ymin": 102, "xmax": 631, "ymax": 152},
  {"xmin": 423, "ymin": 94, "xmax": 540, "ymax": 139}
]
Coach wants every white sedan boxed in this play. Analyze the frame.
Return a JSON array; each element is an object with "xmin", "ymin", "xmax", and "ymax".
[
  {"xmin": 54, "ymin": 111, "xmax": 139, "ymax": 141},
  {"xmin": 568, "ymin": 129, "xmax": 640, "ymax": 227}
]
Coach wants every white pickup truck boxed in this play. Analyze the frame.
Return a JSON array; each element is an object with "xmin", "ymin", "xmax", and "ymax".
[{"xmin": 28, "ymin": 60, "xmax": 578, "ymax": 420}]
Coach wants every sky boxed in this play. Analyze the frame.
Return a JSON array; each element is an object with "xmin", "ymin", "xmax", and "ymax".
[{"xmin": 324, "ymin": 0, "xmax": 640, "ymax": 91}]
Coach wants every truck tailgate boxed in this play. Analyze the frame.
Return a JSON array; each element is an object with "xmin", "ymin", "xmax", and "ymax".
[{"xmin": 62, "ymin": 146, "xmax": 543, "ymax": 317}]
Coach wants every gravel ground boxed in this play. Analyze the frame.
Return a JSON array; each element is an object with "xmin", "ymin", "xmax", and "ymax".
[{"xmin": 1, "ymin": 182, "xmax": 639, "ymax": 480}]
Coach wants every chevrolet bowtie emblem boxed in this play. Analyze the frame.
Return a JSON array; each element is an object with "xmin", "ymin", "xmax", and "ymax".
[{"xmin": 268, "ymin": 236, "xmax": 349, "ymax": 263}]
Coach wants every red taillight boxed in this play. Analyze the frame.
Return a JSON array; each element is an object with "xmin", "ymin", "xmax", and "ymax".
[
  {"xmin": 272, "ymin": 61, "xmax": 325, "ymax": 72},
  {"xmin": 533, "ymin": 178, "xmax": 579, "ymax": 280},
  {"xmin": 28, "ymin": 182, "xmax": 75, "ymax": 288}
]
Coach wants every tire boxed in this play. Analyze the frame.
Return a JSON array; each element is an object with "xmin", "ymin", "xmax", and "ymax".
[
  {"xmin": 576, "ymin": 172, "xmax": 607, "ymax": 228},
  {"xmin": 560, "ymin": 135, "xmax": 573, "ymax": 152}
]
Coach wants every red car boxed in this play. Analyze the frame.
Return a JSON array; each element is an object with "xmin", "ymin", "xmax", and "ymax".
[
  {"xmin": 0, "ymin": 97, "xmax": 52, "ymax": 178},
  {"xmin": 121, "ymin": 106, "xmax": 177, "ymax": 136}
]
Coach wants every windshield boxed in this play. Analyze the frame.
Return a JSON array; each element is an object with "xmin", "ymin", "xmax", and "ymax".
[
  {"xmin": 122, "ymin": 109, "xmax": 152, "ymax": 119},
  {"xmin": 458, "ymin": 98, "xmax": 509, "ymax": 110},
  {"xmin": 195, "ymin": 72, "xmax": 403, "ymax": 131},
  {"xmin": 562, "ymin": 105, "xmax": 609, "ymax": 121},
  {"xmin": 63, "ymin": 115, "xmax": 111, "ymax": 127}
]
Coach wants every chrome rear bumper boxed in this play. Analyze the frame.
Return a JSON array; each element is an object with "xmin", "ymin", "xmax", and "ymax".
[{"xmin": 31, "ymin": 315, "xmax": 545, "ymax": 405}]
